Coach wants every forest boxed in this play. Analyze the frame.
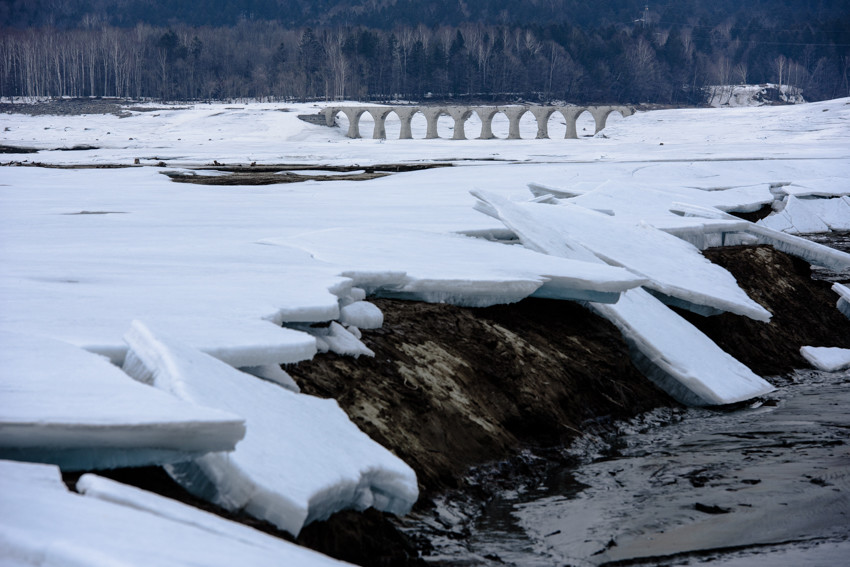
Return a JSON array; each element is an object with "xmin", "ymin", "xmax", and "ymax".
[{"xmin": 1, "ymin": 0, "xmax": 848, "ymax": 104}]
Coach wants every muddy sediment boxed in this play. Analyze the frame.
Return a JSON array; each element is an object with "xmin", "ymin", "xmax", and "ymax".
[{"xmin": 289, "ymin": 244, "xmax": 850, "ymax": 565}]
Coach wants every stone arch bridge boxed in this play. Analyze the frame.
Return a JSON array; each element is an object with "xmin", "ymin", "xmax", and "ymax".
[{"xmin": 318, "ymin": 105, "xmax": 635, "ymax": 140}]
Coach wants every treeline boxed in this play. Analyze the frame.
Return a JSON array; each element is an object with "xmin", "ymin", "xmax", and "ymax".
[{"xmin": 2, "ymin": 15, "xmax": 848, "ymax": 103}]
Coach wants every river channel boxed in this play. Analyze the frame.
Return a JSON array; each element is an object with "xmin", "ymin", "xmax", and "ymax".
[{"xmin": 402, "ymin": 234, "xmax": 850, "ymax": 567}]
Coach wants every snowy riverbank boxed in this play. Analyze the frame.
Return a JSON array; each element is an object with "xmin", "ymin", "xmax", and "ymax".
[{"xmin": 2, "ymin": 98, "xmax": 849, "ymax": 565}]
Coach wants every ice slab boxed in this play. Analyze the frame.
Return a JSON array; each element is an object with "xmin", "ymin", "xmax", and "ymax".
[
  {"xmin": 800, "ymin": 346, "xmax": 850, "ymax": 372},
  {"xmin": 292, "ymin": 321, "xmax": 377, "ymax": 358},
  {"xmin": 590, "ymin": 288, "xmax": 776, "ymax": 406},
  {"xmin": 758, "ymin": 195, "xmax": 850, "ymax": 234},
  {"xmin": 0, "ymin": 460, "xmax": 352, "ymax": 566},
  {"xmin": 272, "ymin": 227, "xmax": 647, "ymax": 307},
  {"xmin": 0, "ymin": 331, "xmax": 245, "ymax": 471},
  {"xmin": 339, "ymin": 300, "xmax": 384, "ymax": 329},
  {"xmin": 240, "ymin": 364, "xmax": 301, "ymax": 392},
  {"xmin": 122, "ymin": 320, "xmax": 418, "ymax": 536},
  {"xmin": 564, "ymin": 181, "xmax": 773, "ymax": 229},
  {"xmin": 673, "ymin": 203, "xmax": 850, "ymax": 272},
  {"xmin": 474, "ymin": 192, "xmax": 774, "ymax": 406},
  {"xmin": 141, "ymin": 317, "xmax": 318, "ymax": 367},
  {"xmin": 775, "ymin": 178, "xmax": 850, "ymax": 198},
  {"xmin": 473, "ymin": 191, "xmax": 771, "ymax": 322},
  {"xmin": 835, "ymin": 283, "xmax": 850, "ymax": 320}
]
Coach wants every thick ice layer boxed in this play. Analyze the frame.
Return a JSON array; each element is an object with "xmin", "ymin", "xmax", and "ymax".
[
  {"xmin": 0, "ymin": 331, "xmax": 245, "ymax": 471},
  {"xmin": 474, "ymin": 193, "xmax": 774, "ymax": 406},
  {"xmin": 674, "ymin": 203, "xmax": 850, "ymax": 272},
  {"xmin": 775, "ymin": 178, "xmax": 850, "ymax": 198},
  {"xmin": 122, "ymin": 321, "xmax": 418, "ymax": 536},
  {"xmin": 835, "ymin": 283, "xmax": 850, "ymax": 320},
  {"xmin": 0, "ymin": 460, "xmax": 352, "ymax": 566},
  {"xmin": 339, "ymin": 301, "xmax": 384, "ymax": 329},
  {"xmin": 758, "ymin": 195, "xmax": 850, "ymax": 234},
  {"xmin": 566, "ymin": 181, "xmax": 774, "ymax": 221},
  {"xmin": 590, "ymin": 289, "xmax": 776, "ymax": 405},
  {"xmin": 139, "ymin": 317, "xmax": 318, "ymax": 367},
  {"xmin": 473, "ymin": 191, "xmax": 771, "ymax": 322},
  {"xmin": 800, "ymin": 346, "xmax": 850, "ymax": 372},
  {"xmin": 273, "ymin": 228, "xmax": 647, "ymax": 307}
]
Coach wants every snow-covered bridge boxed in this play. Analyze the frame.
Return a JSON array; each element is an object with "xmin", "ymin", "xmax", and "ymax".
[{"xmin": 320, "ymin": 104, "xmax": 635, "ymax": 140}]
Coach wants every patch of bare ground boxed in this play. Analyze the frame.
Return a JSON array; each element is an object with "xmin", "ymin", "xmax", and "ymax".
[
  {"xmin": 162, "ymin": 163, "xmax": 452, "ymax": 185},
  {"xmin": 681, "ymin": 244, "xmax": 850, "ymax": 376}
]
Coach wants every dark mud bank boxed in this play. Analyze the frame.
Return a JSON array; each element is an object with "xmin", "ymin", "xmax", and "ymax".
[{"xmin": 290, "ymin": 244, "xmax": 850, "ymax": 566}]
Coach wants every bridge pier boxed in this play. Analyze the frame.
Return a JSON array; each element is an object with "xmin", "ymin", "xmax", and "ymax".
[
  {"xmin": 475, "ymin": 108, "xmax": 498, "ymax": 139},
  {"xmin": 530, "ymin": 106, "xmax": 557, "ymax": 139},
  {"xmin": 395, "ymin": 108, "xmax": 418, "ymax": 139},
  {"xmin": 502, "ymin": 107, "xmax": 527, "ymax": 140}
]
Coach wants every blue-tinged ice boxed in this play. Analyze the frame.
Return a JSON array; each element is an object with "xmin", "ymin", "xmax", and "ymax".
[
  {"xmin": 0, "ymin": 460, "xmax": 353, "ymax": 566},
  {"xmin": 474, "ymin": 191, "xmax": 775, "ymax": 406},
  {"xmin": 268, "ymin": 228, "xmax": 647, "ymax": 307},
  {"xmin": 121, "ymin": 320, "xmax": 418, "ymax": 536},
  {"xmin": 0, "ymin": 331, "xmax": 245, "ymax": 471}
]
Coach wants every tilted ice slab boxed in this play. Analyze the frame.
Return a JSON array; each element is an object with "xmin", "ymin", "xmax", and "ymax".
[
  {"xmin": 122, "ymin": 320, "xmax": 418, "ymax": 536},
  {"xmin": 475, "ymin": 191, "xmax": 774, "ymax": 406},
  {"xmin": 272, "ymin": 228, "xmax": 647, "ymax": 306},
  {"xmin": 773, "ymin": 178, "xmax": 850, "ymax": 198},
  {"xmin": 472, "ymin": 191, "xmax": 771, "ymax": 322},
  {"xmin": 834, "ymin": 283, "xmax": 850, "ymax": 320},
  {"xmin": 800, "ymin": 346, "xmax": 850, "ymax": 372},
  {"xmin": 757, "ymin": 195, "xmax": 850, "ymax": 234},
  {"xmin": 0, "ymin": 331, "xmax": 245, "ymax": 471},
  {"xmin": 0, "ymin": 460, "xmax": 352, "ymax": 566},
  {"xmin": 567, "ymin": 181, "xmax": 774, "ymax": 216},
  {"xmin": 589, "ymin": 289, "xmax": 776, "ymax": 405},
  {"xmin": 137, "ymin": 317, "xmax": 318, "ymax": 368},
  {"xmin": 673, "ymin": 203, "xmax": 850, "ymax": 273}
]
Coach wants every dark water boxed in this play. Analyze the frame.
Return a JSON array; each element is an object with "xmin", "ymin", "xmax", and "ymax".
[
  {"xmin": 405, "ymin": 369, "xmax": 850, "ymax": 567},
  {"xmin": 403, "ymin": 233, "xmax": 850, "ymax": 566}
]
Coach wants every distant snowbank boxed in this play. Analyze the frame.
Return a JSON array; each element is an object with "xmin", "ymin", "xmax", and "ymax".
[{"xmin": 705, "ymin": 84, "xmax": 805, "ymax": 107}]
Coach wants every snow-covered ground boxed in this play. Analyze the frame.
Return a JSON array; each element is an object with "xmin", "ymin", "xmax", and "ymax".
[{"xmin": 1, "ymin": 98, "xmax": 850, "ymax": 564}]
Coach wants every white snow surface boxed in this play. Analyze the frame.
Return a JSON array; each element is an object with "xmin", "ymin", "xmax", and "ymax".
[
  {"xmin": 758, "ymin": 195, "xmax": 850, "ymax": 234},
  {"xmin": 472, "ymin": 191, "xmax": 771, "ymax": 321},
  {"xmin": 0, "ymin": 330, "xmax": 245, "ymax": 470},
  {"xmin": 122, "ymin": 320, "xmax": 418, "ymax": 536},
  {"xmin": 275, "ymin": 228, "xmax": 647, "ymax": 306},
  {"xmin": 0, "ymin": 460, "xmax": 352, "ymax": 566},
  {"xmin": 799, "ymin": 346, "xmax": 850, "ymax": 372}
]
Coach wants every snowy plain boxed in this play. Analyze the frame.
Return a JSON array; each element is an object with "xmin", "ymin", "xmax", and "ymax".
[{"xmin": 2, "ymin": 97, "xmax": 850, "ymax": 564}]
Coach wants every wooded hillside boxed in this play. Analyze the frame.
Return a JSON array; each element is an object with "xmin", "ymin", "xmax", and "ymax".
[{"xmin": 2, "ymin": 0, "xmax": 847, "ymax": 103}]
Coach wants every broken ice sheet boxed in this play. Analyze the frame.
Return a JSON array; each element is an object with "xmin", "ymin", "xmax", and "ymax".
[
  {"xmin": 267, "ymin": 227, "xmax": 647, "ymax": 307},
  {"xmin": 0, "ymin": 460, "xmax": 352, "ymax": 566},
  {"xmin": 122, "ymin": 320, "xmax": 418, "ymax": 536},
  {"xmin": 0, "ymin": 330, "xmax": 245, "ymax": 471},
  {"xmin": 472, "ymin": 190, "xmax": 771, "ymax": 322}
]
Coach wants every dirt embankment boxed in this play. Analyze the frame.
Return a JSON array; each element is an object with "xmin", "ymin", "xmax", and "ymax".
[{"xmin": 290, "ymin": 244, "xmax": 850, "ymax": 566}]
